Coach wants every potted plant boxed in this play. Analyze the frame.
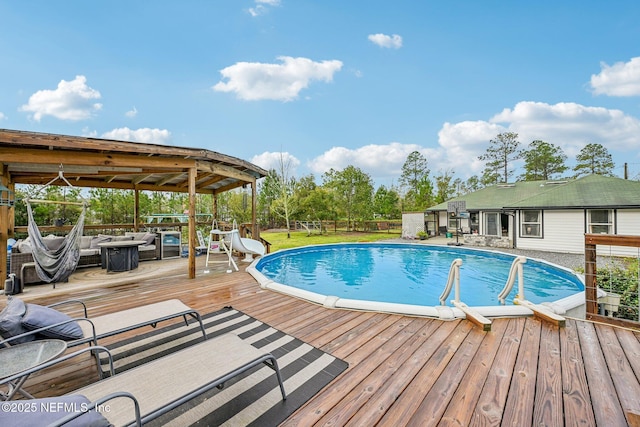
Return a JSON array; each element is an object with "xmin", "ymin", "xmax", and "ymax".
[{"xmin": 417, "ymin": 231, "xmax": 428, "ymax": 240}]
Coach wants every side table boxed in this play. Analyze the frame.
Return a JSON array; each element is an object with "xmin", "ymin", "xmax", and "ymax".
[{"xmin": 0, "ymin": 339, "xmax": 67, "ymax": 400}]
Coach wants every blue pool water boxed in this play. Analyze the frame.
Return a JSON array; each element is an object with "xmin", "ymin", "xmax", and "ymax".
[{"xmin": 254, "ymin": 243, "xmax": 584, "ymax": 307}]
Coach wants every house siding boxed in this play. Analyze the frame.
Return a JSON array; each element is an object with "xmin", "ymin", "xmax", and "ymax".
[
  {"xmin": 606, "ymin": 209, "xmax": 640, "ymax": 257},
  {"xmin": 515, "ymin": 209, "xmax": 640, "ymax": 257},
  {"xmin": 517, "ymin": 210, "xmax": 585, "ymax": 254}
]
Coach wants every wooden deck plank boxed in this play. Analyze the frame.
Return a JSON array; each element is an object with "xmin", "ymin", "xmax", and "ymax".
[
  {"xmin": 407, "ymin": 325, "xmax": 488, "ymax": 426},
  {"xmin": 533, "ymin": 321, "xmax": 563, "ymax": 426},
  {"xmin": 438, "ymin": 318, "xmax": 509, "ymax": 427},
  {"xmin": 6, "ymin": 259, "xmax": 640, "ymax": 426},
  {"xmin": 576, "ymin": 320, "xmax": 628, "ymax": 426},
  {"xmin": 596, "ymin": 324, "xmax": 640, "ymax": 423},
  {"xmin": 471, "ymin": 317, "xmax": 526, "ymax": 426},
  {"xmin": 377, "ymin": 321, "xmax": 474, "ymax": 426},
  {"xmin": 281, "ymin": 316, "xmax": 420, "ymax": 426},
  {"xmin": 615, "ymin": 327, "xmax": 640, "ymax": 389},
  {"xmin": 560, "ymin": 319, "xmax": 597, "ymax": 426},
  {"xmin": 343, "ymin": 319, "xmax": 450, "ymax": 427},
  {"xmin": 315, "ymin": 317, "xmax": 432, "ymax": 426}
]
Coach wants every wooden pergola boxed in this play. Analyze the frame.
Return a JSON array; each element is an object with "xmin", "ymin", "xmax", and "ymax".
[{"xmin": 0, "ymin": 128, "xmax": 268, "ymax": 281}]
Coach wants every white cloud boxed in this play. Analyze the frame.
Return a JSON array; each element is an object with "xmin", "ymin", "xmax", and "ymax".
[
  {"xmin": 0, "ymin": 112, "xmax": 6, "ymax": 120},
  {"xmin": 590, "ymin": 57, "xmax": 640, "ymax": 96},
  {"xmin": 213, "ymin": 56, "xmax": 343, "ymax": 101},
  {"xmin": 308, "ymin": 142, "xmax": 438, "ymax": 183},
  {"xmin": 297, "ymin": 100, "xmax": 640, "ymax": 184},
  {"xmin": 101, "ymin": 127, "xmax": 172, "ymax": 145},
  {"xmin": 437, "ymin": 121, "xmax": 507, "ymax": 175},
  {"xmin": 19, "ymin": 75, "xmax": 102, "ymax": 121},
  {"xmin": 251, "ymin": 151, "xmax": 300, "ymax": 174},
  {"xmin": 248, "ymin": 0, "xmax": 281, "ymax": 16},
  {"xmin": 368, "ymin": 33, "xmax": 403, "ymax": 49},
  {"xmin": 491, "ymin": 101, "xmax": 640, "ymax": 155},
  {"xmin": 125, "ymin": 107, "xmax": 138, "ymax": 118}
]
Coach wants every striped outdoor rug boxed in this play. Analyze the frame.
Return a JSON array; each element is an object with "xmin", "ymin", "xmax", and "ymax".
[{"xmin": 99, "ymin": 307, "xmax": 348, "ymax": 426}]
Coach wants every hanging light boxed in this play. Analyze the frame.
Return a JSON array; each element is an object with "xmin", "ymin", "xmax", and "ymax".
[{"xmin": 0, "ymin": 183, "xmax": 15, "ymax": 207}]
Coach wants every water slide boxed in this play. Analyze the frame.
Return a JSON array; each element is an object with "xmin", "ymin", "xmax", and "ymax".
[{"xmin": 227, "ymin": 229, "xmax": 266, "ymax": 262}]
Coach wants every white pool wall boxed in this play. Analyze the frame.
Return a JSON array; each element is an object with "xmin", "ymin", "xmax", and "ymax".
[{"xmin": 246, "ymin": 243, "xmax": 589, "ymax": 320}]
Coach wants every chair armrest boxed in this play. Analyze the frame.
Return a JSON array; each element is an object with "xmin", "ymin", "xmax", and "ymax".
[
  {"xmin": 0, "ymin": 345, "xmax": 114, "ymax": 387},
  {"xmin": 0, "ymin": 317, "xmax": 98, "ymax": 348},
  {"xmin": 51, "ymin": 391, "xmax": 142, "ymax": 427},
  {"xmin": 47, "ymin": 299, "xmax": 88, "ymax": 317}
]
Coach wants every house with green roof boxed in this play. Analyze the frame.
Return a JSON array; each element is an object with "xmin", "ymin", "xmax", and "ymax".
[{"xmin": 425, "ymin": 174, "xmax": 640, "ymax": 255}]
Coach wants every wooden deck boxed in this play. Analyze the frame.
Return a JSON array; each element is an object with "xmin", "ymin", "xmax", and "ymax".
[{"xmin": 9, "ymin": 256, "xmax": 640, "ymax": 427}]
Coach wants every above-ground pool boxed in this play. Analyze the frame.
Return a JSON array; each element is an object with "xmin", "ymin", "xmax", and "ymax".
[{"xmin": 248, "ymin": 243, "xmax": 586, "ymax": 319}]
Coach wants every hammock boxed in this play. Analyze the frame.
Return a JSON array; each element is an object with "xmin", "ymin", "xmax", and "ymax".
[{"xmin": 25, "ymin": 200, "xmax": 86, "ymax": 283}]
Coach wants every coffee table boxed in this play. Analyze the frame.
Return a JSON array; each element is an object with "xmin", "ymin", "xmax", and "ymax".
[
  {"xmin": 98, "ymin": 240, "xmax": 147, "ymax": 272},
  {"xmin": 0, "ymin": 339, "xmax": 67, "ymax": 400}
]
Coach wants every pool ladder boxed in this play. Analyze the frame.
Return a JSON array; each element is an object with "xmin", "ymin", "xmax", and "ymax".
[{"xmin": 439, "ymin": 255, "xmax": 565, "ymax": 329}]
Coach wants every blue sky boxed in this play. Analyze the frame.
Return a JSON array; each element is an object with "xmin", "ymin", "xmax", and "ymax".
[{"xmin": 2, "ymin": 1, "xmax": 640, "ymax": 187}]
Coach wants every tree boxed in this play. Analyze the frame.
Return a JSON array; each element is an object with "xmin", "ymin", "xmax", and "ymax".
[
  {"xmin": 257, "ymin": 169, "xmax": 281, "ymax": 228},
  {"xmin": 573, "ymin": 143, "xmax": 615, "ymax": 177},
  {"xmin": 276, "ymin": 152, "xmax": 296, "ymax": 238},
  {"xmin": 433, "ymin": 170, "xmax": 456, "ymax": 204},
  {"xmin": 323, "ymin": 166, "xmax": 374, "ymax": 230},
  {"xmin": 373, "ymin": 185, "xmax": 401, "ymax": 219},
  {"xmin": 293, "ymin": 174, "xmax": 334, "ymax": 232},
  {"xmin": 399, "ymin": 151, "xmax": 432, "ymax": 210},
  {"xmin": 519, "ymin": 140, "xmax": 568, "ymax": 181},
  {"xmin": 478, "ymin": 132, "xmax": 523, "ymax": 184},
  {"xmin": 462, "ymin": 175, "xmax": 482, "ymax": 194}
]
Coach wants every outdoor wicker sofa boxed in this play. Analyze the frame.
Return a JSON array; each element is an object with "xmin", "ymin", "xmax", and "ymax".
[{"xmin": 9, "ymin": 232, "xmax": 160, "ymax": 286}]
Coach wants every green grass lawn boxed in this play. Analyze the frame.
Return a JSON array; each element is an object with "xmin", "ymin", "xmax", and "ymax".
[{"xmin": 260, "ymin": 230, "xmax": 401, "ymax": 251}]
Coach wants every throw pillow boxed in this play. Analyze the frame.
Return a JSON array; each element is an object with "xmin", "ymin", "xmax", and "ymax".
[
  {"xmin": 80, "ymin": 235, "xmax": 94, "ymax": 250},
  {"xmin": 43, "ymin": 235, "xmax": 66, "ymax": 251},
  {"xmin": 17, "ymin": 237, "xmax": 33, "ymax": 254},
  {"xmin": 21, "ymin": 304, "xmax": 84, "ymax": 341},
  {"xmin": 142, "ymin": 232, "xmax": 157, "ymax": 246},
  {"xmin": 0, "ymin": 297, "xmax": 35, "ymax": 344}
]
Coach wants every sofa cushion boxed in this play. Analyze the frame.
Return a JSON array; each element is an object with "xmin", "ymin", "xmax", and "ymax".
[
  {"xmin": 21, "ymin": 304, "xmax": 84, "ymax": 341},
  {"xmin": 90, "ymin": 235, "xmax": 112, "ymax": 249},
  {"xmin": 111, "ymin": 235, "xmax": 134, "ymax": 242},
  {"xmin": 0, "ymin": 297, "xmax": 35, "ymax": 344},
  {"xmin": 80, "ymin": 235, "xmax": 94, "ymax": 249},
  {"xmin": 80, "ymin": 248, "xmax": 101, "ymax": 257}
]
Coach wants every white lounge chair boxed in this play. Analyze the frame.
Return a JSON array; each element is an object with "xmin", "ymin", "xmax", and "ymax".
[
  {"xmin": 0, "ymin": 298, "xmax": 207, "ymax": 349},
  {"xmin": 1, "ymin": 333, "xmax": 287, "ymax": 426}
]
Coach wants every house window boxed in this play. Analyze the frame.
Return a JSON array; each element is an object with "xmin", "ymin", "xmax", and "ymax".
[
  {"xmin": 521, "ymin": 210, "xmax": 542, "ymax": 238},
  {"xmin": 588, "ymin": 209, "xmax": 613, "ymax": 234},
  {"xmin": 485, "ymin": 212, "xmax": 499, "ymax": 236}
]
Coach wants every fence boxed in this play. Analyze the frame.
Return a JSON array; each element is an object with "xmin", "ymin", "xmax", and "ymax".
[
  {"xmin": 292, "ymin": 220, "xmax": 402, "ymax": 234},
  {"xmin": 585, "ymin": 233, "xmax": 640, "ymax": 330}
]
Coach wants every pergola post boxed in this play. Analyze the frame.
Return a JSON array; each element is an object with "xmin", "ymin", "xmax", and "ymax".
[
  {"xmin": 251, "ymin": 179, "xmax": 259, "ymax": 239},
  {"xmin": 188, "ymin": 167, "xmax": 197, "ymax": 279},
  {"xmin": 134, "ymin": 190, "xmax": 140, "ymax": 232},
  {"xmin": 0, "ymin": 166, "xmax": 10, "ymax": 285}
]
